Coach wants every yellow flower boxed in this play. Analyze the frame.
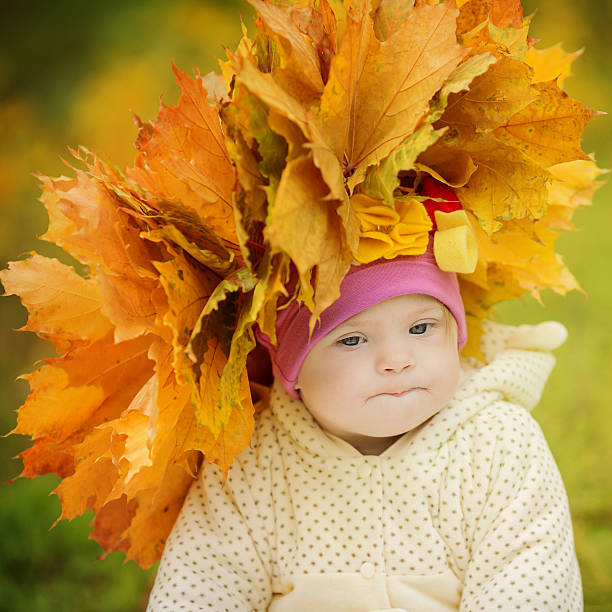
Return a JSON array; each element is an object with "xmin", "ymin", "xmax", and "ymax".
[{"xmin": 351, "ymin": 194, "xmax": 432, "ymax": 264}]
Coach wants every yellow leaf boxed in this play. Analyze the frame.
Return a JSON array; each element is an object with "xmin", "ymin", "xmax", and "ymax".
[
  {"xmin": 545, "ymin": 160, "xmax": 607, "ymax": 229},
  {"xmin": 254, "ymin": 253, "xmax": 291, "ymax": 344},
  {"xmin": 265, "ymin": 155, "xmax": 351, "ymax": 317},
  {"xmin": 524, "ymin": 43, "xmax": 583, "ymax": 87},
  {"xmin": 416, "ymin": 148, "xmax": 478, "ymax": 188},
  {"xmin": 493, "ymin": 80, "xmax": 597, "ymax": 168},
  {"xmin": 236, "ymin": 53, "xmax": 310, "ymax": 134},
  {"xmin": 453, "ymin": 135, "xmax": 550, "ymax": 233},
  {"xmin": 437, "ymin": 57, "xmax": 535, "ymax": 134},
  {"xmin": 371, "ymin": 0, "xmax": 416, "ymax": 41}
]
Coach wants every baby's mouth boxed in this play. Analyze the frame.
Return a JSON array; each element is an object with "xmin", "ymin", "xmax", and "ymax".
[{"xmin": 374, "ymin": 387, "xmax": 424, "ymax": 398}]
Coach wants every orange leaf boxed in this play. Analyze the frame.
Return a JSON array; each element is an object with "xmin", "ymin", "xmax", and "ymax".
[
  {"xmin": 457, "ymin": 0, "xmax": 523, "ymax": 32},
  {"xmin": 128, "ymin": 65, "xmax": 238, "ymax": 248},
  {"xmin": 39, "ymin": 169, "xmax": 164, "ymax": 341},
  {"xmin": 317, "ymin": 0, "xmax": 467, "ymax": 189},
  {"xmin": 250, "ymin": 0, "xmax": 324, "ymax": 103},
  {"xmin": 155, "ymin": 253, "xmax": 220, "ymax": 384},
  {"xmin": 0, "ymin": 254, "xmax": 113, "ymax": 352},
  {"xmin": 524, "ymin": 43, "xmax": 583, "ymax": 87},
  {"xmin": 15, "ymin": 333, "xmax": 154, "ymax": 445},
  {"xmin": 19, "ymin": 437, "xmax": 75, "ymax": 480},
  {"xmin": 55, "ymin": 426, "xmax": 125, "ymax": 519},
  {"xmin": 119, "ymin": 463, "xmax": 195, "ymax": 568}
]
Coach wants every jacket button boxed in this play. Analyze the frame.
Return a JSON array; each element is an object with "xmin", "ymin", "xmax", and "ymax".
[
  {"xmin": 357, "ymin": 463, "xmax": 372, "ymax": 478},
  {"xmin": 360, "ymin": 562, "xmax": 375, "ymax": 579}
]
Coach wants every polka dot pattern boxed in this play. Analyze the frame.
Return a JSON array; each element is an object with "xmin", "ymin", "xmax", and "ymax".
[{"xmin": 147, "ymin": 323, "xmax": 582, "ymax": 611}]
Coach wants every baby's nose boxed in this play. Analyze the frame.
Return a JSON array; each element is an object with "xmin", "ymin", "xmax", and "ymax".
[{"xmin": 375, "ymin": 343, "xmax": 414, "ymax": 373}]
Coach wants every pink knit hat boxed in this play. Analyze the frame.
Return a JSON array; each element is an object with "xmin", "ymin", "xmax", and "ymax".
[{"xmin": 257, "ymin": 243, "xmax": 467, "ymax": 398}]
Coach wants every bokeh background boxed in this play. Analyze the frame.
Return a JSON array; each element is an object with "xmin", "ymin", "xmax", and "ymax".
[{"xmin": 0, "ymin": 1, "xmax": 610, "ymax": 610}]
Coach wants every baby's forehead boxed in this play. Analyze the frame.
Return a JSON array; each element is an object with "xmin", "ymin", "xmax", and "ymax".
[{"xmin": 334, "ymin": 293, "xmax": 445, "ymax": 330}]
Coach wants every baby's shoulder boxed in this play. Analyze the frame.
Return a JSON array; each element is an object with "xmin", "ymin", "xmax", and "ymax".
[{"xmin": 448, "ymin": 398, "xmax": 549, "ymax": 473}]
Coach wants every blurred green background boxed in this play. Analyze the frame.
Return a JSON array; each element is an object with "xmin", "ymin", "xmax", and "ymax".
[{"xmin": 0, "ymin": 1, "xmax": 610, "ymax": 610}]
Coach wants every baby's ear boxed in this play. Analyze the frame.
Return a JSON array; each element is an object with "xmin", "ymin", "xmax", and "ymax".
[{"xmin": 505, "ymin": 321, "xmax": 568, "ymax": 352}]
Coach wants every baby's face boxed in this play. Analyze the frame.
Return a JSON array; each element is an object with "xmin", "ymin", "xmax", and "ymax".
[{"xmin": 296, "ymin": 294, "xmax": 460, "ymax": 454}]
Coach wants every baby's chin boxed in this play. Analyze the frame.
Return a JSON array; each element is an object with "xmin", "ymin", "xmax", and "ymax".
[{"xmin": 362, "ymin": 394, "xmax": 444, "ymax": 429}]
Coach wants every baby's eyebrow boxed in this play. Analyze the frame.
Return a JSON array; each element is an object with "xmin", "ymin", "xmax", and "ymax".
[{"xmin": 336, "ymin": 305, "xmax": 445, "ymax": 330}]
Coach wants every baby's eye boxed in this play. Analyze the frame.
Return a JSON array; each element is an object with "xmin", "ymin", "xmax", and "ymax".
[
  {"xmin": 338, "ymin": 335, "xmax": 365, "ymax": 347},
  {"xmin": 409, "ymin": 322, "xmax": 431, "ymax": 335}
]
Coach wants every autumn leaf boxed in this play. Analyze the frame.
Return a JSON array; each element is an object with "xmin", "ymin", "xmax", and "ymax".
[
  {"xmin": 493, "ymin": 80, "xmax": 597, "ymax": 168},
  {"xmin": 363, "ymin": 124, "xmax": 443, "ymax": 204},
  {"xmin": 371, "ymin": 0, "xmax": 416, "ymax": 41},
  {"xmin": 457, "ymin": 0, "xmax": 524, "ymax": 32},
  {"xmin": 546, "ymin": 160, "xmax": 607, "ymax": 230},
  {"xmin": 39, "ymin": 169, "xmax": 165, "ymax": 341},
  {"xmin": 265, "ymin": 155, "xmax": 352, "ymax": 317},
  {"xmin": 437, "ymin": 57, "xmax": 535, "ymax": 135},
  {"xmin": 456, "ymin": 135, "xmax": 551, "ymax": 232},
  {"xmin": 155, "ymin": 252, "xmax": 220, "ymax": 384},
  {"xmin": 456, "ymin": 0, "xmax": 527, "ymax": 58},
  {"xmin": 316, "ymin": 0, "xmax": 467, "ymax": 190},
  {"xmin": 249, "ymin": 0, "xmax": 324, "ymax": 104},
  {"xmin": 55, "ymin": 426, "xmax": 125, "ymax": 519},
  {"xmin": 117, "ymin": 462, "xmax": 196, "ymax": 567},
  {"xmin": 128, "ymin": 65, "xmax": 238, "ymax": 249},
  {"xmin": 14, "ymin": 333, "xmax": 155, "ymax": 444},
  {"xmin": 0, "ymin": 254, "xmax": 113, "ymax": 352},
  {"xmin": 524, "ymin": 43, "xmax": 583, "ymax": 86}
]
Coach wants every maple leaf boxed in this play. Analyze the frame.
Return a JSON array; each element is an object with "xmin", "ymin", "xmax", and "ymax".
[
  {"xmin": 437, "ymin": 57, "xmax": 535, "ymax": 135},
  {"xmin": 249, "ymin": 0, "xmax": 325, "ymax": 104},
  {"xmin": 457, "ymin": 0, "xmax": 524, "ymax": 31},
  {"xmin": 524, "ymin": 43, "xmax": 583, "ymax": 87},
  {"xmin": 315, "ymin": 0, "xmax": 467, "ymax": 190},
  {"xmin": 456, "ymin": 0, "xmax": 528, "ymax": 58},
  {"xmin": 128, "ymin": 65, "xmax": 239, "ymax": 252},
  {"xmin": 493, "ymin": 80, "xmax": 597, "ymax": 168},
  {"xmin": 265, "ymin": 155, "xmax": 352, "ymax": 317},
  {"xmin": 456, "ymin": 136, "xmax": 551, "ymax": 232},
  {"xmin": 39, "ymin": 169, "xmax": 165, "ymax": 341},
  {"xmin": 155, "ymin": 252, "xmax": 220, "ymax": 384},
  {"xmin": 0, "ymin": 254, "xmax": 113, "ymax": 353},
  {"xmin": 546, "ymin": 160, "xmax": 607, "ymax": 230}
]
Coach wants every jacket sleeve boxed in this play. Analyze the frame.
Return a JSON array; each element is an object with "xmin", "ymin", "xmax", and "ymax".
[
  {"xmin": 146, "ymin": 454, "xmax": 273, "ymax": 612},
  {"xmin": 458, "ymin": 403, "xmax": 582, "ymax": 611}
]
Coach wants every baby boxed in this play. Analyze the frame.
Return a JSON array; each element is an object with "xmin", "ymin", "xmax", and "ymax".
[{"xmin": 147, "ymin": 239, "xmax": 581, "ymax": 610}]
